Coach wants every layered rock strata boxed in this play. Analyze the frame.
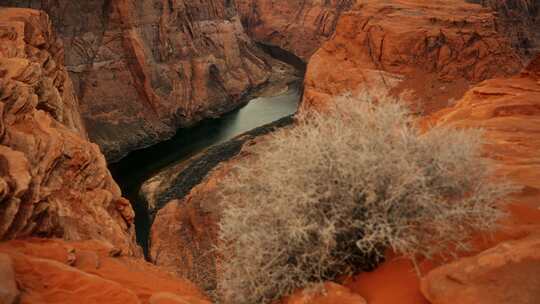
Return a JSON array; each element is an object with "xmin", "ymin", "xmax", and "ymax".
[
  {"xmin": 301, "ymin": 0, "xmax": 524, "ymax": 114},
  {"xmin": 147, "ymin": 1, "xmax": 539, "ymax": 299},
  {"xmin": 0, "ymin": 8, "xmax": 138, "ymax": 255},
  {"xmin": 235, "ymin": 0, "xmax": 355, "ymax": 61},
  {"xmin": 416, "ymin": 53, "xmax": 540, "ymax": 304}
]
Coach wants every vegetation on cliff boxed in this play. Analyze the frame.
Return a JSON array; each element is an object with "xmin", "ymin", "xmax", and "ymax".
[{"xmin": 217, "ymin": 93, "xmax": 515, "ymax": 304}]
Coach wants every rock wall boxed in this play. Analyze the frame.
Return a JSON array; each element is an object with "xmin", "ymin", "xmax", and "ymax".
[
  {"xmin": 478, "ymin": 0, "xmax": 540, "ymax": 56},
  {"xmin": 301, "ymin": 0, "xmax": 524, "ymax": 115},
  {"xmin": 0, "ymin": 8, "xmax": 138, "ymax": 255},
  {"xmin": 421, "ymin": 234, "xmax": 540, "ymax": 304},
  {"xmin": 5, "ymin": 0, "xmax": 272, "ymax": 161},
  {"xmin": 236, "ymin": 0, "xmax": 355, "ymax": 61}
]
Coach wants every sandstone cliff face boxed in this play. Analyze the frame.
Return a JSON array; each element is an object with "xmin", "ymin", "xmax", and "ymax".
[
  {"xmin": 301, "ymin": 0, "xmax": 524, "ymax": 115},
  {"xmin": 234, "ymin": 0, "xmax": 538, "ymax": 116},
  {"xmin": 0, "ymin": 8, "xmax": 138, "ymax": 255},
  {"xmin": 5, "ymin": 0, "xmax": 272, "ymax": 161},
  {"xmin": 236, "ymin": 0, "xmax": 355, "ymax": 61},
  {"xmin": 478, "ymin": 0, "xmax": 540, "ymax": 56},
  {"xmin": 0, "ymin": 238, "xmax": 210, "ymax": 304}
]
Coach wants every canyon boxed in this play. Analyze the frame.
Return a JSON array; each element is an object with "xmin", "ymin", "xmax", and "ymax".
[
  {"xmin": 1, "ymin": 0, "xmax": 540, "ymax": 304},
  {"xmin": 4, "ymin": 0, "xmax": 273, "ymax": 162}
]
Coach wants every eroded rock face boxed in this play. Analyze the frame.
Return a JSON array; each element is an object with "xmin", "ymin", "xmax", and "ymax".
[
  {"xmin": 147, "ymin": 1, "xmax": 530, "ymax": 296},
  {"xmin": 478, "ymin": 0, "xmax": 540, "ymax": 57},
  {"xmin": 0, "ymin": 8, "xmax": 138, "ymax": 255},
  {"xmin": 0, "ymin": 238, "xmax": 210, "ymax": 304},
  {"xmin": 301, "ymin": 0, "xmax": 524, "ymax": 115},
  {"xmin": 236, "ymin": 0, "xmax": 355, "ymax": 61},
  {"xmin": 6, "ymin": 0, "xmax": 272, "ymax": 161},
  {"xmin": 150, "ymin": 195, "xmax": 220, "ymax": 293}
]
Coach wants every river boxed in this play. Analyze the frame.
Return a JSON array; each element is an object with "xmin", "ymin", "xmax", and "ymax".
[{"xmin": 109, "ymin": 81, "xmax": 302, "ymax": 250}]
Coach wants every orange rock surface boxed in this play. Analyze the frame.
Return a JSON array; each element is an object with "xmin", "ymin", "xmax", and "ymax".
[
  {"xmin": 421, "ymin": 234, "xmax": 540, "ymax": 304},
  {"xmin": 149, "ymin": 159, "xmax": 235, "ymax": 292},
  {"xmin": 417, "ymin": 53, "xmax": 540, "ymax": 304},
  {"xmin": 302, "ymin": 0, "xmax": 524, "ymax": 115},
  {"xmin": 0, "ymin": 238, "xmax": 209, "ymax": 304},
  {"xmin": 0, "ymin": 8, "xmax": 138, "ymax": 254},
  {"xmin": 0, "ymin": 8, "xmax": 213, "ymax": 303},
  {"xmin": 283, "ymin": 282, "xmax": 366, "ymax": 304}
]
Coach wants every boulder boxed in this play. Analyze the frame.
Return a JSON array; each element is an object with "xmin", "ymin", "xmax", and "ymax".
[
  {"xmin": 0, "ymin": 238, "xmax": 209, "ymax": 304},
  {"xmin": 421, "ymin": 234, "xmax": 540, "ymax": 304}
]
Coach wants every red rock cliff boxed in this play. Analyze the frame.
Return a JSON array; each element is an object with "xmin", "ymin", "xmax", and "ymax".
[
  {"xmin": 5, "ymin": 0, "xmax": 272, "ymax": 161},
  {"xmin": 0, "ymin": 8, "xmax": 138, "ymax": 255},
  {"xmin": 301, "ymin": 0, "xmax": 525, "ymax": 114},
  {"xmin": 480, "ymin": 0, "xmax": 540, "ymax": 56},
  {"xmin": 0, "ymin": 8, "xmax": 216, "ymax": 303},
  {"xmin": 236, "ymin": 0, "xmax": 355, "ymax": 61}
]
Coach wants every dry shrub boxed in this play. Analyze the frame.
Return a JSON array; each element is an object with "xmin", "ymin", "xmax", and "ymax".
[{"xmin": 216, "ymin": 93, "xmax": 515, "ymax": 304}]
